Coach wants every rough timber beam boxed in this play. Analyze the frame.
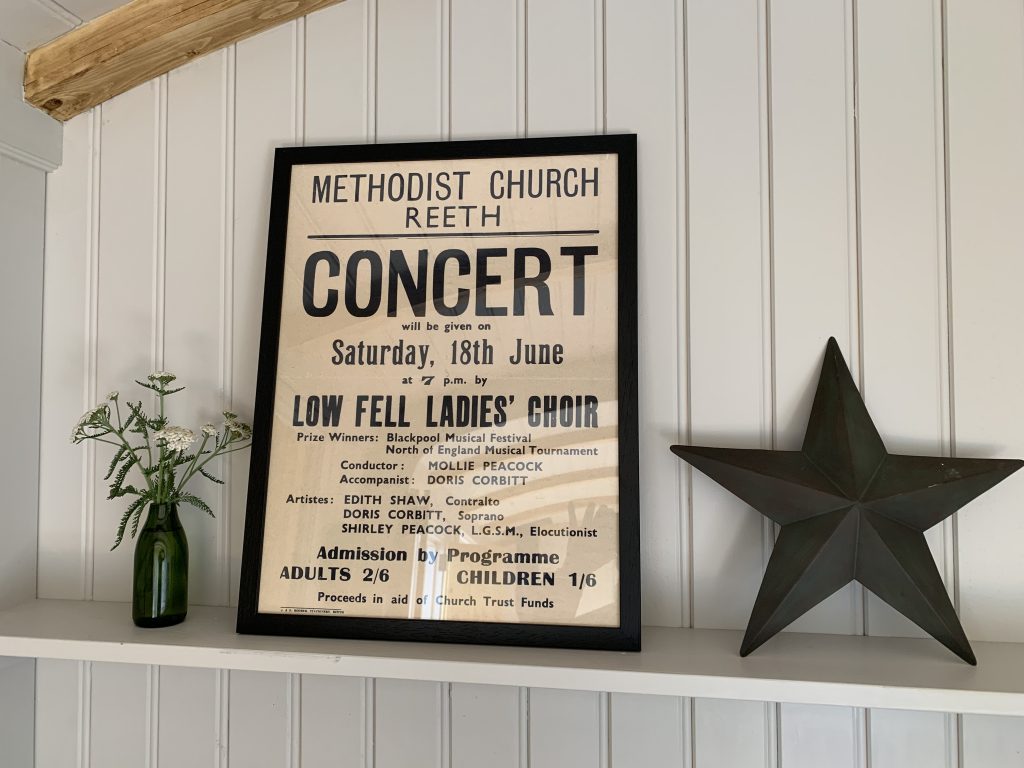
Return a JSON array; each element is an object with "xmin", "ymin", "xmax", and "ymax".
[{"xmin": 25, "ymin": 0, "xmax": 344, "ymax": 121}]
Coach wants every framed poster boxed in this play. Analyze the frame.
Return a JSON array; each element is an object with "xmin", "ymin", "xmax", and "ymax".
[{"xmin": 237, "ymin": 134, "xmax": 639, "ymax": 650}]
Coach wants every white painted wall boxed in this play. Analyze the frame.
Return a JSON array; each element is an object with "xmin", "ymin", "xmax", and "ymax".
[
  {"xmin": 0, "ymin": 20, "xmax": 60, "ymax": 766},
  {"xmin": 30, "ymin": 0, "xmax": 1024, "ymax": 765}
]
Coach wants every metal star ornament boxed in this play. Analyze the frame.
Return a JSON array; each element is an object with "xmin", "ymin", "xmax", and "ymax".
[{"xmin": 672, "ymin": 338, "xmax": 1022, "ymax": 664}]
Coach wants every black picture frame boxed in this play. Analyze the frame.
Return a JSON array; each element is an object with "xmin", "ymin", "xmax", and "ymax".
[{"xmin": 236, "ymin": 134, "xmax": 640, "ymax": 651}]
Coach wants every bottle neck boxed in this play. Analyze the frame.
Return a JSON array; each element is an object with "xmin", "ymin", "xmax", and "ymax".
[{"xmin": 145, "ymin": 503, "xmax": 181, "ymax": 529}]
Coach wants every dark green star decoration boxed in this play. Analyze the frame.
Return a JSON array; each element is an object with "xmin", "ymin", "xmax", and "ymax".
[{"xmin": 671, "ymin": 337, "xmax": 1022, "ymax": 665}]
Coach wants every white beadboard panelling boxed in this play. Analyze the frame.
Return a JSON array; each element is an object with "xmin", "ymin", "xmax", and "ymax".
[
  {"xmin": 526, "ymin": 0, "xmax": 597, "ymax": 135},
  {"xmin": 610, "ymin": 694, "xmax": 687, "ymax": 766},
  {"xmin": 450, "ymin": 684, "xmax": 521, "ymax": 768},
  {"xmin": 948, "ymin": 0, "xmax": 1024, "ymax": 759},
  {"xmin": 869, "ymin": 709, "xmax": 952, "ymax": 768},
  {"xmin": 300, "ymin": 675, "xmax": 366, "ymax": 768},
  {"xmin": 35, "ymin": 659, "xmax": 80, "ymax": 768},
  {"xmin": 450, "ymin": 0, "xmax": 518, "ymax": 139},
  {"xmin": 375, "ymin": 0, "xmax": 442, "ymax": 141},
  {"xmin": 0, "ymin": 154, "xmax": 44, "ymax": 611},
  {"xmin": 159, "ymin": 666, "xmax": 218, "ymax": 766},
  {"xmin": 374, "ymin": 679, "xmax": 442, "ymax": 768},
  {"xmin": 231, "ymin": 23, "xmax": 299, "ymax": 607},
  {"xmin": 857, "ymin": 0, "xmax": 955, "ymax": 760},
  {"xmin": 90, "ymin": 662, "xmax": 148, "ymax": 768},
  {"xmin": 529, "ymin": 688, "xmax": 601, "ymax": 768},
  {"xmin": 962, "ymin": 714, "xmax": 1024, "ymax": 767},
  {"xmin": 780, "ymin": 704, "xmax": 859, "ymax": 768},
  {"xmin": 947, "ymin": 0, "xmax": 1024, "ymax": 643},
  {"xmin": 769, "ymin": 0, "xmax": 860, "ymax": 639},
  {"xmin": 770, "ymin": 0, "xmax": 865, "ymax": 756},
  {"xmin": 606, "ymin": 0, "xmax": 684, "ymax": 629},
  {"xmin": 91, "ymin": 81, "xmax": 159, "ymax": 601},
  {"xmin": 38, "ymin": 112, "xmax": 91, "ymax": 601},
  {"xmin": 165, "ymin": 51, "xmax": 230, "ymax": 607},
  {"xmin": 857, "ymin": 0, "xmax": 951, "ymax": 639},
  {"xmin": 685, "ymin": 0, "xmax": 769, "ymax": 633},
  {"xmin": 304, "ymin": 0, "xmax": 370, "ymax": 145},
  {"xmin": 228, "ymin": 671, "xmax": 289, "ymax": 768},
  {"xmin": 0, "ymin": 659, "xmax": 34, "ymax": 767},
  {"xmin": 693, "ymin": 698, "xmax": 769, "ymax": 768},
  {"xmin": 684, "ymin": 0, "xmax": 776, "ymax": 755}
]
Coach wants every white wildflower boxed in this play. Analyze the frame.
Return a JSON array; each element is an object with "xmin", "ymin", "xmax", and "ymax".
[
  {"xmin": 107, "ymin": 390, "xmax": 119, "ymax": 400},
  {"xmin": 154, "ymin": 425, "xmax": 196, "ymax": 452},
  {"xmin": 201, "ymin": 423, "xmax": 218, "ymax": 437},
  {"xmin": 148, "ymin": 371, "xmax": 177, "ymax": 384},
  {"xmin": 70, "ymin": 404, "xmax": 109, "ymax": 443},
  {"xmin": 76, "ymin": 404, "xmax": 108, "ymax": 427},
  {"xmin": 225, "ymin": 417, "xmax": 252, "ymax": 440}
]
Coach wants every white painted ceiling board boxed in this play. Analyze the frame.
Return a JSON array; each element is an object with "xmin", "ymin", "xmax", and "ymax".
[
  {"xmin": 50, "ymin": 0, "xmax": 124, "ymax": 22},
  {"xmin": 0, "ymin": 0, "xmax": 77, "ymax": 51}
]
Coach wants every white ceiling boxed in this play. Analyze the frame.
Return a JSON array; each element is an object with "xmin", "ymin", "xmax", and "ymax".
[{"xmin": 0, "ymin": 0, "xmax": 127, "ymax": 52}]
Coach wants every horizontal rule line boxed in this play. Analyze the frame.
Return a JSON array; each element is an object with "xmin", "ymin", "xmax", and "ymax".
[{"xmin": 308, "ymin": 229, "xmax": 600, "ymax": 240}]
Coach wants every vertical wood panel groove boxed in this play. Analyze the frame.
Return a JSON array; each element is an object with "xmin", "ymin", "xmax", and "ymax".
[
  {"xmin": 77, "ymin": 661, "xmax": 91, "ymax": 768},
  {"xmin": 440, "ymin": 0, "xmax": 450, "ymax": 140},
  {"xmin": 759, "ymin": 16, "xmax": 783, "ymax": 764},
  {"xmin": 759, "ymin": 0, "xmax": 778, "ymax": 569},
  {"xmin": 938, "ymin": 0, "xmax": 959, "ymax": 609},
  {"xmin": 364, "ymin": 678, "xmax": 375, "ymax": 768},
  {"xmin": 844, "ymin": 0, "xmax": 867, "ymax": 643},
  {"xmin": 766, "ymin": 702, "xmax": 780, "ymax": 768},
  {"xmin": 154, "ymin": 74, "xmax": 168, "ymax": 375},
  {"xmin": 215, "ymin": 669, "xmax": 229, "ymax": 768},
  {"xmin": 287, "ymin": 673, "xmax": 301, "ymax": 768},
  {"xmin": 598, "ymin": 692, "xmax": 609, "ymax": 768},
  {"xmin": 366, "ymin": 0, "xmax": 377, "ymax": 142},
  {"xmin": 682, "ymin": 697, "xmax": 694, "ymax": 768},
  {"xmin": 146, "ymin": 665, "xmax": 160, "ymax": 768},
  {"xmin": 518, "ymin": 687, "xmax": 529, "ymax": 768},
  {"xmin": 516, "ymin": 0, "xmax": 527, "ymax": 137},
  {"xmin": 220, "ymin": 45, "xmax": 237, "ymax": 608},
  {"xmin": 857, "ymin": 708, "xmax": 869, "ymax": 768},
  {"xmin": 850, "ymin": 0, "xmax": 870, "ymax": 759},
  {"xmin": 84, "ymin": 106, "xmax": 101, "ymax": 603},
  {"xmin": 440, "ymin": 682, "xmax": 451, "ymax": 768},
  {"xmin": 295, "ymin": 19, "xmax": 306, "ymax": 145},
  {"xmin": 676, "ymin": 0, "xmax": 692, "ymax": 634},
  {"xmin": 594, "ymin": 0, "xmax": 605, "ymax": 133},
  {"xmin": 937, "ymin": 1, "xmax": 960, "ymax": 763}
]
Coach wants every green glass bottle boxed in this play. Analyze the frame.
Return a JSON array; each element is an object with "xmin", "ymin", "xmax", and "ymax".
[{"xmin": 132, "ymin": 503, "xmax": 189, "ymax": 628}]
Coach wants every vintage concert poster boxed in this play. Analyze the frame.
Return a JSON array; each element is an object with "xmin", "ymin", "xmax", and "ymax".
[{"xmin": 241, "ymin": 137, "xmax": 638, "ymax": 647}]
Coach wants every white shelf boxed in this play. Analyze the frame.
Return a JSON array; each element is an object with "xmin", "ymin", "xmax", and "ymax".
[{"xmin": 1, "ymin": 599, "xmax": 1023, "ymax": 716}]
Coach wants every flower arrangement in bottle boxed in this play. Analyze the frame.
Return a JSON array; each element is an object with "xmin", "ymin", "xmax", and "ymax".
[{"xmin": 71, "ymin": 371, "xmax": 252, "ymax": 626}]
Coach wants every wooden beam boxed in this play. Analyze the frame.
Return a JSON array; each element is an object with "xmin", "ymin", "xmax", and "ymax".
[{"xmin": 25, "ymin": 0, "xmax": 343, "ymax": 121}]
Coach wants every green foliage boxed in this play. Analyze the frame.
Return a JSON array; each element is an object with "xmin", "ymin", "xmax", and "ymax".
[
  {"xmin": 72, "ymin": 372, "xmax": 253, "ymax": 549},
  {"xmin": 179, "ymin": 491, "xmax": 215, "ymax": 518},
  {"xmin": 199, "ymin": 467, "xmax": 224, "ymax": 484}
]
